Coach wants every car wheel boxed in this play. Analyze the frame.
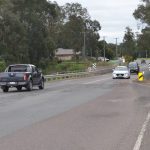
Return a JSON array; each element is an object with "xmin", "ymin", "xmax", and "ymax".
[
  {"xmin": 17, "ymin": 86, "xmax": 22, "ymax": 91},
  {"xmin": 2, "ymin": 86, "xmax": 9, "ymax": 92},
  {"xmin": 26, "ymin": 80, "xmax": 33, "ymax": 91},
  {"xmin": 39, "ymin": 79, "xmax": 44, "ymax": 90}
]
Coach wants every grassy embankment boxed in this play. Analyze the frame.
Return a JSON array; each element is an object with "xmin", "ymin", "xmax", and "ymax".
[{"xmin": 44, "ymin": 60, "xmax": 115, "ymax": 74}]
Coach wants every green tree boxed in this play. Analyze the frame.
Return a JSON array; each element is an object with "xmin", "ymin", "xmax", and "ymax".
[
  {"xmin": 107, "ymin": 43, "xmax": 116, "ymax": 59},
  {"xmin": 97, "ymin": 41, "xmax": 115, "ymax": 60},
  {"xmin": 58, "ymin": 3, "xmax": 101, "ymax": 59},
  {"xmin": 122, "ymin": 27, "xmax": 136, "ymax": 59},
  {"xmin": 133, "ymin": 0, "xmax": 150, "ymax": 57},
  {"xmin": 0, "ymin": 0, "xmax": 60, "ymax": 65},
  {"xmin": 136, "ymin": 27, "xmax": 150, "ymax": 57},
  {"xmin": 11, "ymin": 0, "xmax": 60, "ymax": 65},
  {"xmin": 0, "ymin": 0, "xmax": 28, "ymax": 64},
  {"xmin": 62, "ymin": 3, "xmax": 90, "ymax": 21}
]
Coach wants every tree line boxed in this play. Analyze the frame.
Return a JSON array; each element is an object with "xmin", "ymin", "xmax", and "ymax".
[
  {"xmin": 119, "ymin": 0, "xmax": 150, "ymax": 61},
  {"xmin": 1, "ymin": 0, "xmax": 148, "ymax": 69},
  {"xmin": 0, "ymin": 0, "xmax": 105, "ymax": 68}
]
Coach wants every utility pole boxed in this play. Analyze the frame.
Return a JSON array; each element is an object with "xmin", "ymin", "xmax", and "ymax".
[
  {"xmin": 103, "ymin": 36, "xmax": 106, "ymax": 62},
  {"xmin": 82, "ymin": 31, "xmax": 86, "ymax": 59},
  {"xmin": 115, "ymin": 38, "xmax": 118, "ymax": 58},
  {"xmin": 146, "ymin": 50, "xmax": 148, "ymax": 58}
]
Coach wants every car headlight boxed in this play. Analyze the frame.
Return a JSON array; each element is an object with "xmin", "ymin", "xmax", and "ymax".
[
  {"xmin": 113, "ymin": 73, "xmax": 116, "ymax": 76},
  {"xmin": 124, "ymin": 73, "xmax": 129, "ymax": 76}
]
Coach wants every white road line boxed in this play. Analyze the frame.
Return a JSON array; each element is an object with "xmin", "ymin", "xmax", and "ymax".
[
  {"xmin": 133, "ymin": 112, "xmax": 150, "ymax": 150},
  {"xmin": 83, "ymin": 77, "xmax": 111, "ymax": 84}
]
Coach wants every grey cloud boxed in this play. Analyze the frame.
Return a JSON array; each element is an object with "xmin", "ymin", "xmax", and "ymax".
[{"xmin": 54, "ymin": 0, "xmax": 140, "ymax": 43}]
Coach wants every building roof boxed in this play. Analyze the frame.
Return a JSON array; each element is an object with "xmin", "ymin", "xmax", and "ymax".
[{"xmin": 55, "ymin": 48, "xmax": 74, "ymax": 55}]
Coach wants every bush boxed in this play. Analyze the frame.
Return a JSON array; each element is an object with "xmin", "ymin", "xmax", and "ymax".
[
  {"xmin": 0, "ymin": 60, "xmax": 6, "ymax": 72},
  {"xmin": 44, "ymin": 61, "xmax": 87, "ymax": 74},
  {"xmin": 124, "ymin": 55, "xmax": 134, "ymax": 63}
]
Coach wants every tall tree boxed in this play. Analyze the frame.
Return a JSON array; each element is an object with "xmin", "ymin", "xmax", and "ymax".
[
  {"xmin": 11, "ymin": 0, "xmax": 60, "ymax": 65},
  {"xmin": 122, "ymin": 27, "xmax": 136, "ymax": 58},
  {"xmin": 0, "ymin": 0, "xmax": 28, "ymax": 64},
  {"xmin": 58, "ymin": 3, "xmax": 101, "ymax": 58},
  {"xmin": 133, "ymin": 0, "xmax": 150, "ymax": 57},
  {"xmin": 0, "ymin": 0, "xmax": 60, "ymax": 65},
  {"xmin": 62, "ymin": 3, "xmax": 90, "ymax": 21}
]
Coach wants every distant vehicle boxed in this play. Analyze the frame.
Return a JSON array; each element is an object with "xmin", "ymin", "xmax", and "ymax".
[
  {"xmin": 0, "ymin": 64, "xmax": 45, "ymax": 92},
  {"xmin": 97, "ymin": 57, "xmax": 109, "ymax": 61},
  {"xmin": 141, "ymin": 59, "xmax": 146, "ymax": 64},
  {"xmin": 112, "ymin": 66, "xmax": 130, "ymax": 79},
  {"xmin": 98, "ymin": 57, "xmax": 109, "ymax": 62},
  {"xmin": 90, "ymin": 57, "xmax": 109, "ymax": 61},
  {"xmin": 128, "ymin": 62, "xmax": 139, "ymax": 74}
]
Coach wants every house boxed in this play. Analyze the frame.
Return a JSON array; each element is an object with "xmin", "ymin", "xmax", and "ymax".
[{"xmin": 55, "ymin": 48, "xmax": 80, "ymax": 61}]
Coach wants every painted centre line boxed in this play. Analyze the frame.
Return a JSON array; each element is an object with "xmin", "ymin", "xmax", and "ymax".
[
  {"xmin": 133, "ymin": 112, "xmax": 150, "ymax": 150},
  {"xmin": 83, "ymin": 77, "xmax": 111, "ymax": 84}
]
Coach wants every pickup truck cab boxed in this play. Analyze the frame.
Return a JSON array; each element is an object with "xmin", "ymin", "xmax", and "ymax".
[{"xmin": 0, "ymin": 64, "xmax": 45, "ymax": 92}]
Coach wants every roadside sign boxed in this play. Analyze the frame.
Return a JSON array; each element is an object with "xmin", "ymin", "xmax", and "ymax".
[
  {"xmin": 138, "ymin": 72, "xmax": 144, "ymax": 81},
  {"xmin": 92, "ymin": 63, "xmax": 96, "ymax": 70}
]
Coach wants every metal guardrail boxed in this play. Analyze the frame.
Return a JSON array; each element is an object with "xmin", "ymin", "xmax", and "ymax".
[
  {"xmin": 45, "ymin": 72, "xmax": 90, "ymax": 81},
  {"xmin": 44, "ymin": 67, "xmax": 113, "ymax": 81}
]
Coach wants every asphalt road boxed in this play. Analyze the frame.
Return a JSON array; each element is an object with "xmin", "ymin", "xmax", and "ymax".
[{"xmin": 0, "ymin": 73, "xmax": 150, "ymax": 150}]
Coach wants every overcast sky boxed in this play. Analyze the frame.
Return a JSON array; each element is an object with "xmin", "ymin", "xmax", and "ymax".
[{"xmin": 54, "ymin": 0, "xmax": 142, "ymax": 44}]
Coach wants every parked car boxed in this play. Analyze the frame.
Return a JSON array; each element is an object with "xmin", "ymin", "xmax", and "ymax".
[
  {"xmin": 128, "ymin": 62, "xmax": 139, "ymax": 74},
  {"xmin": 112, "ymin": 66, "xmax": 130, "ymax": 79},
  {"xmin": 0, "ymin": 64, "xmax": 45, "ymax": 92},
  {"xmin": 98, "ymin": 57, "xmax": 109, "ymax": 62}
]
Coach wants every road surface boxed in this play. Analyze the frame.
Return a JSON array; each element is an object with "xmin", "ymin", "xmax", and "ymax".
[{"xmin": 0, "ymin": 73, "xmax": 150, "ymax": 150}]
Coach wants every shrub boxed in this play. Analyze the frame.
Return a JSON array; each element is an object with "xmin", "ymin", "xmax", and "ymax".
[
  {"xmin": 0, "ymin": 60, "xmax": 6, "ymax": 72},
  {"xmin": 124, "ymin": 55, "xmax": 134, "ymax": 63}
]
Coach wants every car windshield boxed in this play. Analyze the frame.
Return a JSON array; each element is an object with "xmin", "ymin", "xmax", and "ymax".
[
  {"xmin": 115, "ymin": 67, "xmax": 128, "ymax": 71},
  {"xmin": 7, "ymin": 65, "xmax": 28, "ymax": 72},
  {"xmin": 129, "ymin": 63, "xmax": 137, "ymax": 67}
]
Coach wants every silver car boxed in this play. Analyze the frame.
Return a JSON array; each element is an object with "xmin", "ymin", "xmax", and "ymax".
[{"xmin": 112, "ymin": 66, "xmax": 130, "ymax": 79}]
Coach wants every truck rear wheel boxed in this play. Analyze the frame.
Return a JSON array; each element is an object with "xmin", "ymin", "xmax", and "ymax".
[
  {"xmin": 26, "ymin": 80, "xmax": 33, "ymax": 91},
  {"xmin": 39, "ymin": 79, "xmax": 44, "ymax": 90},
  {"xmin": 17, "ymin": 86, "xmax": 22, "ymax": 91},
  {"xmin": 2, "ymin": 86, "xmax": 9, "ymax": 92}
]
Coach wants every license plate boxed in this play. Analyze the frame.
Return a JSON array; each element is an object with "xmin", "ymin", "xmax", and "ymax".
[{"xmin": 9, "ymin": 82, "xmax": 16, "ymax": 85}]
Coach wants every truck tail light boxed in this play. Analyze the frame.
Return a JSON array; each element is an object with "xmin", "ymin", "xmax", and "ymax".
[{"xmin": 24, "ymin": 74, "xmax": 28, "ymax": 80}]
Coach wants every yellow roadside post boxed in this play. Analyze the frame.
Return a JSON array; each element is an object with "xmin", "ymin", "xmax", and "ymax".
[{"xmin": 138, "ymin": 72, "xmax": 144, "ymax": 81}]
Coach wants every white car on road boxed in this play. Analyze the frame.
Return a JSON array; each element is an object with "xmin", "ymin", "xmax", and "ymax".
[{"xmin": 112, "ymin": 66, "xmax": 130, "ymax": 79}]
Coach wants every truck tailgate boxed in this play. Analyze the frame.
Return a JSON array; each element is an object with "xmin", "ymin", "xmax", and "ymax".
[{"xmin": 0, "ymin": 72, "xmax": 25, "ymax": 82}]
